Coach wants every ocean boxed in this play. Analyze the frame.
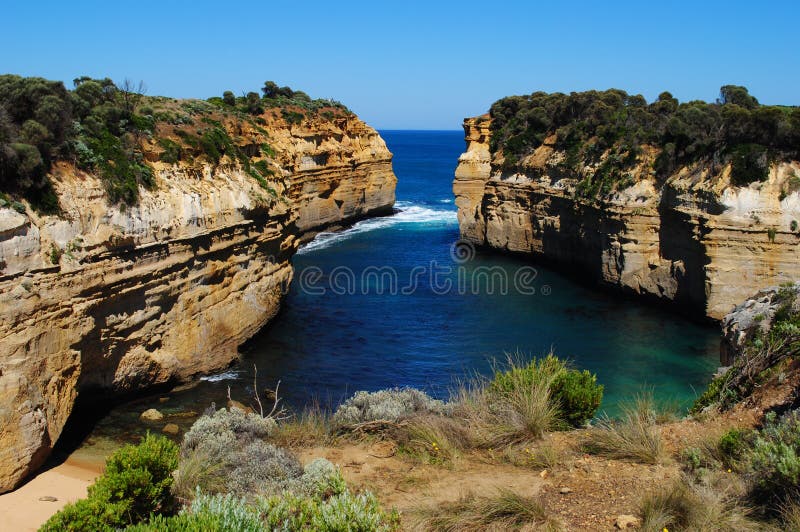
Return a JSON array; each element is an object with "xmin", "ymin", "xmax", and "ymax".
[{"xmin": 66, "ymin": 130, "xmax": 719, "ymax": 454}]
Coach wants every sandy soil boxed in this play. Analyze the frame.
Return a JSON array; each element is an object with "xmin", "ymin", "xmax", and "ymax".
[{"xmin": 0, "ymin": 458, "xmax": 101, "ymax": 532}]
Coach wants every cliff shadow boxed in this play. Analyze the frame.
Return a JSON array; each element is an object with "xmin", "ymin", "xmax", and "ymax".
[{"xmin": 657, "ymin": 186, "xmax": 712, "ymax": 315}]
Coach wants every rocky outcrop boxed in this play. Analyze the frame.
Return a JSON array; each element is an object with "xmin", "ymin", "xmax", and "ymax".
[
  {"xmin": 720, "ymin": 283, "xmax": 800, "ymax": 365},
  {"xmin": 454, "ymin": 116, "xmax": 800, "ymax": 320},
  {"xmin": 0, "ymin": 112, "xmax": 395, "ymax": 492}
]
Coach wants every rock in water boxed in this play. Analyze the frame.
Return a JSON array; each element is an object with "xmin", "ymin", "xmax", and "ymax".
[
  {"xmin": 140, "ymin": 409, "xmax": 164, "ymax": 421},
  {"xmin": 162, "ymin": 423, "xmax": 180, "ymax": 435},
  {"xmin": 227, "ymin": 400, "xmax": 255, "ymax": 414}
]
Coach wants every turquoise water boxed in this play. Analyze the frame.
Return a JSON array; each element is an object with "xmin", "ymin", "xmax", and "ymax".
[{"xmin": 69, "ymin": 131, "xmax": 720, "ymax": 453}]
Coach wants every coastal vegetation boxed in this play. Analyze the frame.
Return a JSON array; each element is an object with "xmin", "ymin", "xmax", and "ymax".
[
  {"xmin": 0, "ymin": 74, "xmax": 349, "ymax": 209},
  {"xmin": 488, "ymin": 85, "xmax": 800, "ymax": 199},
  {"xmin": 39, "ymin": 336, "xmax": 800, "ymax": 530}
]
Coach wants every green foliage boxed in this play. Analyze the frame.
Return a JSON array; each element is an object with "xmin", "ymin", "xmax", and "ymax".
[
  {"xmin": 222, "ymin": 91, "xmax": 236, "ymax": 107},
  {"xmin": 747, "ymin": 412, "xmax": 800, "ymax": 508},
  {"xmin": 729, "ymin": 143, "xmax": 770, "ymax": 186},
  {"xmin": 718, "ymin": 428, "xmax": 751, "ymax": 466},
  {"xmin": 489, "ymin": 85, "xmax": 799, "ymax": 199},
  {"xmin": 40, "ymin": 433, "xmax": 179, "ymax": 531},
  {"xmin": 261, "ymin": 80, "xmax": 350, "ymax": 113},
  {"xmin": 488, "ymin": 354, "xmax": 602, "ymax": 428},
  {"xmin": 767, "ymin": 227, "xmax": 777, "ymax": 243},
  {"xmin": 281, "ymin": 109, "xmax": 305, "ymax": 125},
  {"xmin": 129, "ymin": 488, "xmax": 399, "ymax": 532},
  {"xmin": 720, "ymin": 85, "xmax": 759, "ymax": 109},
  {"xmin": 157, "ymin": 138, "xmax": 182, "ymax": 164},
  {"xmin": 550, "ymin": 368, "xmax": 604, "ymax": 427},
  {"xmin": 0, "ymin": 74, "xmax": 155, "ymax": 208},
  {"xmin": 690, "ymin": 368, "xmax": 737, "ymax": 414}
]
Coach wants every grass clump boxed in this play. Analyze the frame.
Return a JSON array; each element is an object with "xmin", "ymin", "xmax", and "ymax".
[
  {"xmin": 638, "ymin": 475, "xmax": 761, "ymax": 532},
  {"xmin": 398, "ymin": 415, "xmax": 470, "ymax": 465},
  {"xmin": 40, "ymin": 433, "xmax": 179, "ymax": 531},
  {"xmin": 459, "ymin": 353, "xmax": 602, "ymax": 447},
  {"xmin": 582, "ymin": 392, "xmax": 665, "ymax": 464},
  {"xmin": 270, "ymin": 404, "xmax": 331, "ymax": 448},
  {"xmin": 414, "ymin": 488, "xmax": 560, "ymax": 531}
]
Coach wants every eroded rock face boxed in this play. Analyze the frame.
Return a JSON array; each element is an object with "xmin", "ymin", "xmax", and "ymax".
[
  {"xmin": 0, "ymin": 113, "xmax": 395, "ymax": 492},
  {"xmin": 454, "ymin": 116, "xmax": 800, "ymax": 320},
  {"xmin": 720, "ymin": 283, "xmax": 800, "ymax": 365}
]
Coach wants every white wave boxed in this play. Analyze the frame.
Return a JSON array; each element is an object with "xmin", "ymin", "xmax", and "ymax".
[
  {"xmin": 299, "ymin": 202, "xmax": 457, "ymax": 254},
  {"xmin": 200, "ymin": 370, "xmax": 241, "ymax": 382},
  {"xmin": 438, "ymin": 198, "xmax": 453, "ymax": 203}
]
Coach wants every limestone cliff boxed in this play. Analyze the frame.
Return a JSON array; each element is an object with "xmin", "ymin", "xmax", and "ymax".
[
  {"xmin": 0, "ymin": 111, "xmax": 395, "ymax": 492},
  {"xmin": 454, "ymin": 116, "xmax": 800, "ymax": 320}
]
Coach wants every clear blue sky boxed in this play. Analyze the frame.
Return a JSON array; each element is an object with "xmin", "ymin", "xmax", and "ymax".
[{"xmin": 1, "ymin": 0, "xmax": 797, "ymax": 129}]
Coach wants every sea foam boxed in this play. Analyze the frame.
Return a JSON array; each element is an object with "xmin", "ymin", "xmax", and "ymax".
[{"xmin": 298, "ymin": 202, "xmax": 457, "ymax": 254}]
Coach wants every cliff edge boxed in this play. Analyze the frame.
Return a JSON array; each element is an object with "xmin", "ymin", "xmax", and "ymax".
[
  {"xmin": 454, "ymin": 88, "xmax": 800, "ymax": 320},
  {"xmin": 0, "ymin": 78, "xmax": 395, "ymax": 492}
]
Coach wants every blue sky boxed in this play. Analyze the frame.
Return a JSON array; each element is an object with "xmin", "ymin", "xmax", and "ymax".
[{"xmin": 1, "ymin": 0, "xmax": 797, "ymax": 129}]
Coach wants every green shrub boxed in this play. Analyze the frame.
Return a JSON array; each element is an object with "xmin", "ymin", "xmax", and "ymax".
[
  {"xmin": 747, "ymin": 412, "xmax": 800, "ymax": 507},
  {"xmin": 130, "ymin": 488, "xmax": 399, "ymax": 531},
  {"xmin": 157, "ymin": 138, "xmax": 182, "ymax": 164},
  {"xmin": 718, "ymin": 428, "xmax": 750, "ymax": 466},
  {"xmin": 488, "ymin": 354, "xmax": 602, "ymax": 428},
  {"xmin": 550, "ymin": 368, "xmax": 603, "ymax": 427},
  {"xmin": 40, "ymin": 433, "xmax": 179, "ymax": 531},
  {"xmin": 459, "ymin": 355, "xmax": 562, "ymax": 444}
]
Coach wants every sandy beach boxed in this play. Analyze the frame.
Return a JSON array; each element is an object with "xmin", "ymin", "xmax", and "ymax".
[{"xmin": 0, "ymin": 458, "xmax": 101, "ymax": 531}]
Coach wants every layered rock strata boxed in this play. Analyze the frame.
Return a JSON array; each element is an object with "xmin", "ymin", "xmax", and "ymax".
[
  {"xmin": 454, "ymin": 116, "xmax": 800, "ymax": 320},
  {"xmin": 0, "ymin": 112, "xmax": 395, "ymax": 492}
]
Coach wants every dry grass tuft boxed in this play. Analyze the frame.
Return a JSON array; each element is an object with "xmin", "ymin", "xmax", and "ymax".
[
  {"xmin": 638, "ymin": 474, "xmax": 763, "ymax": 532},
  {"xmin": 413, "ymin": 488, "xmax": 561, "ymax": 531},
  {"xmin": 271, "ymin": 403, "xmax": 332, "ymax": 447},
  {"xmin": 780, "ymin": 500, "xmax": 800, "ymax": 532},
  {"xmin": 454, "ymin": 356, "xmax": 562, "ymax": 447},
  {"xmin": 399, "ymin": 415, "xmax": 471, "ymax": 465},
  {"xmin": 582, "ymin": 392, "xmax": 665, "ymax": 464},
  {"xmin": 170, "ymin": 449, "xmax": 226, "ymax": 501}
]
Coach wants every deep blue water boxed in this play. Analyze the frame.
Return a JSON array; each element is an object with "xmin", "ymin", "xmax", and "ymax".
[
  {"xmin": 239, "ymin": 130, "xmax": 719, "ymax": 413},
  {"xmin": 76, "ymin": 131, "xmax": 720, "ymax": 450}
]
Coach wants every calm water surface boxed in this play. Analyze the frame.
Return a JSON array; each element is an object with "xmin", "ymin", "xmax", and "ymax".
[{"xmin": 71, "ymin": 130, "xmax": 719, "ymax": 455}]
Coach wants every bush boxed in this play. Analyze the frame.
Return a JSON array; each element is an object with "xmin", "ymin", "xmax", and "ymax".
[
  {"xmin": 718, "ymin": 428, "xmax": 751, "ymax": 466},
  {"xmin": 332, "ymin": 388, "xmax": 450, "ymax": 427},
  {"xmin": 746, "ymin": 412, "xmax": 800, "ymax": 507},
  {"xmin": 130, "ymin": 488, "xmax": 399, "ymax": 531},
  {"xmin": 488, "ymin": 354, "xmax": 602, "ymax": 428},
  {"xmin": 177, "ymin": 408, "xmax": 303, "ymax": 497},
  {"xmin": 729, "ymin": 143, "xmax": 770, "ymax": 186},
  {"xmin": 550, "ymin": 368, "xmax": 603, "ymax": 427},
  {"xmin": 40, "ymin": 433, "xmax": 179, "ymax": 531}
]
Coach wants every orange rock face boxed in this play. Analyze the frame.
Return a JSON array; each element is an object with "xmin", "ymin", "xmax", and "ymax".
[{"xmin": 0, "ymin": 111, "xmax": 395, "ymax": 492}]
